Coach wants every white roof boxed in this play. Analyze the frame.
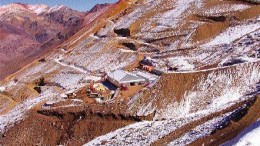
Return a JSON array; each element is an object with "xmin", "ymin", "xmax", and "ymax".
[
  {"xmin": 108, "ymin": 70, "xmax": 145, "ymax": 83},
  {"xmin": 136, "ymin": 71, "xmax": 157, "ymax": 80}
]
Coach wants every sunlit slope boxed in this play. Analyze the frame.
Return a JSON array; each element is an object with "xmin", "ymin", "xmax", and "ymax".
[{"xmin": 0, "ymin": 0, "xmax": 259, "ymax": 145}]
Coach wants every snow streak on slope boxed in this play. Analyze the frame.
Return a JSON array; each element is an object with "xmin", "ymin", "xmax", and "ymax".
[
  {"xmin": 151, "ymin": 26, "xmax": 260, "ymax": 72},
  {"xmin": 97, "ymin": 20, "xmax": 115, "ymax": 37},
  {"xmin": 138, "ymin": 0, "xmax": 204, "ymax": 41},
  {"xmin": 85, "ymin": 115, "xmax": 205, "ymax": 146},
  {"xmin": 167, "ymin": 57, "xmax": 195, "ymax": 71},
  {"xmin": 127, "ymin": 61, "xmax": 260, "ymax": 120},
  {"xmin": 168, "ymin": 113, "xmax": 232, "ymax": 146},
  {"xmin": 61, "ymin": 40, "xmax": 137, "ymax": 74},
  {"xmin": 158, "ymin": 0, "xmax": 203, "ymax": 29},
  {"xmin": 203, "ymin": 22, "xmax": 260, "ymax": 47},
  {"xmin": 115, "ymin": 0, "xmax": 162, "ymax": 29},
  {"xmin": 51, "ymin": 74, "xmax": 85, "ymax": 90},
  {"xmin": 85, "ymin": 106, "xmax": 238, "ymax": 146},
  {"xmin": 203, "ymin": 4, "xmax": 250, "ymax": 16},
  {"xmin": 0, "ymin": 88, "xmax": 59, "ymax": 134},
  {"xmin": 222, "ymin": 119, "xmax": 260, "ymax": 146}
]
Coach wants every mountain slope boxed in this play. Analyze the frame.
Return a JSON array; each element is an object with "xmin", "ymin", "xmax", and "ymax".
[
  {"xmin": 0, "ymin": 0, "xmax": 259, "ymax": 145},
  {"xmin": 0, "ymin": 3, "xmax": 112, "ymax": 80}
]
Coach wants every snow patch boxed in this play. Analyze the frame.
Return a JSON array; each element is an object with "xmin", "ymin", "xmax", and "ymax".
[
  {"xmin": 0, "ymin": 86, "xmax": 6, "ymax": 93},
  {"xmin": 222, "ymin": 119, "xmax": 260, "ymax": 146},
  {"xmin": 203, "ymin": 4, "xmax": 250, "ymax": 16},
  {"xmin": 203, "ymin": 22, "xmax": 260, "ymax": 47},
  {"xmin": 169, "ymin": 113, "xmax": 231, "ymax": 146},
  {"xmin": 167, "ymin": 57, "xmax": 195, "ymax": 71},
  {"xmin": 28, "ymin": 4, "xmax": 49, "ymax": 15},
  {"xmin": 0, "ymin": 88, "xmax": 59, "ymax": 134}
]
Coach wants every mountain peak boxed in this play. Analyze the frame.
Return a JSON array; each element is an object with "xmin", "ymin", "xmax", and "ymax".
[
  {"xmin": 0, "ymin": 3, "xmax": 49, "ymax": 15},
  {"xmin": 48, "ymin": 5, "xmax": 66, "ymax": 12},
  {"xmin": 89, "ymin": 3, "xmax": 111, "ymax": 13},
  {"xmin": 27, "ymin": 4, "xmax": 49, "ymax": 15},
  {"xmin": 0, "ymin": 3, "xmax": 27, "ymax": 10}
]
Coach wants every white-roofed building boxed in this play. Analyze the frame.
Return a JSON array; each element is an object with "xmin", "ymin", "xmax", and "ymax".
[
  {"xmin": 134, "ymin": 71, "xmax": 158, "ymax": 83},
  {"xmin": 107, "ymin": 70, "xmax": 146, "ymax": 87}
]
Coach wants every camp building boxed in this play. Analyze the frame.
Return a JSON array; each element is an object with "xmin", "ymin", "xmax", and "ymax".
[{"xmin": 107, "ymin": 70, "xmax": 145, "ymax": 87}]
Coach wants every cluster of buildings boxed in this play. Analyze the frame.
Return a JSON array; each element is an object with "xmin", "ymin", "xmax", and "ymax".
[
  {"xmin": 87, "ymin": 69, "xmax": 159, "ymax": 101},
  {"xmin": 87, "ymin": 57, "xmax": 161, "ymax": 100}
]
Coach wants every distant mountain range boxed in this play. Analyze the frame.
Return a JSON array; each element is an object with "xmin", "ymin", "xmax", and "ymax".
[{"xmin": 0, "ymin": 3, "xmax": 111, "ymax": 80}]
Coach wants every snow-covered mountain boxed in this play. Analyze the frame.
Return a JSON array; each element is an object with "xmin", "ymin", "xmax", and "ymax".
[{"xmin": 0, "ymin": 0, "xmax": 259, "ymax": 145}]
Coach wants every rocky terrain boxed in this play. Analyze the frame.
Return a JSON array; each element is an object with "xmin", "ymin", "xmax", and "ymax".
[{"xmin": 0, "ymin": 0, "xmax": 260, "ymax": 145}]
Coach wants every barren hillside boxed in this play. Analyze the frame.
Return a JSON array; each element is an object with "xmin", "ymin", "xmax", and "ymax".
[{"xmin": 0, "ymin": 0, "xmax": 260, "ymax": 145}]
